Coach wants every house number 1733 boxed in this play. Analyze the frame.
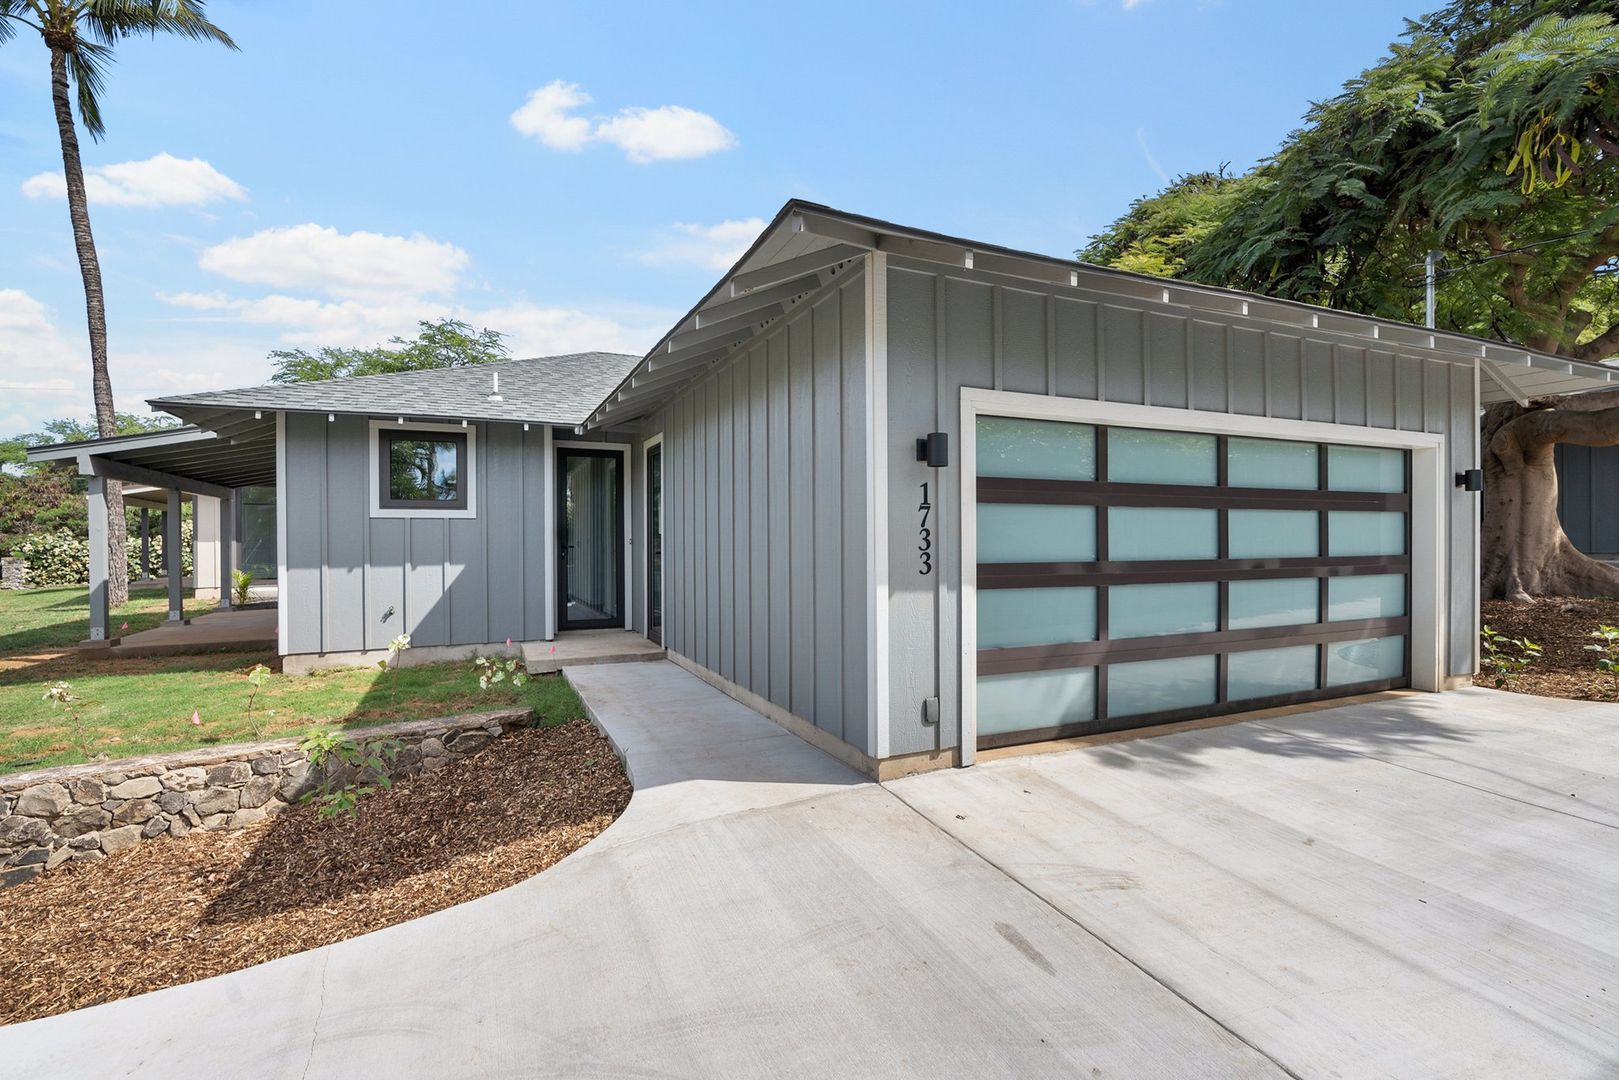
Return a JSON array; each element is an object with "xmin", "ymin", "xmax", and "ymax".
[{"xmin": 918, "ymin": 482, "xmax": 933, "ymax": 575}]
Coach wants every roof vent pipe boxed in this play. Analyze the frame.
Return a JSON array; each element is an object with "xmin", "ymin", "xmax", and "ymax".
[{"xmin": 487, "ymin": 371, "xmax": 503, "ymax": 403}]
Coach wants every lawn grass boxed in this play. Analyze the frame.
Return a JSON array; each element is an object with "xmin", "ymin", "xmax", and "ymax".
[
  {"xmin": 0, "ymin": 584, "xmax": 218, "ymax": 653},
  {"xmin": 0, "ymin": 587, "xmax": 586, "ymax": 775},
  {"xmin": 0, "ymin": 651, "xmax": 586, "ymax": 775}
]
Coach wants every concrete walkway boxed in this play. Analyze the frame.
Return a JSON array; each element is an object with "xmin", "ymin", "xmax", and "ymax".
[
  {"xmin": 3, "ymin": 669, "xmax": 1615, "ymax": 1077},
  {"xmin": 98, "ymin": 607, "xmax": 277, "ymax": 658},
  {"xmin": 0, "ymin": 661, "xmax": 1277, "ymax": 1079}
]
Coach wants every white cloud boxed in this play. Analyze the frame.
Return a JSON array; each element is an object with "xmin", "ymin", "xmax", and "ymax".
[
  {"xmin": 198, "ymin": 224, "xmax": 469, "ymax": 298},
  {"xmin": 594, "ymin": 105, "xmax": 738, "ymax": 163},
  {"xmin": 637, "ymin": 218, "xmax": 766, "ymax": 270},
  {"xmin": 509, "ymin": 80, "xmax": 737, "ymax": 163},
  {"xmin": 509, "ymin": 81, "xmax": 595, "ymax": 150},
  {"xmin": 20, "ymin": 152, "xmax": 246, "ymax": 208},
  {"xmin": 158, "ymin": 290, "xmax": 659, "ymax": 358},
  {"xmin": 0, "ymin": 289, "xmax": 84, "ymax": 433}
]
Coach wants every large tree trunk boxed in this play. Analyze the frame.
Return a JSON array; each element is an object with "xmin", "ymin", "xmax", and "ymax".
[
  {"xmin": 49, "ymin": 44, "xmax": 127, "ymax": 608},
  {"xmin": 1482, "ymin": 391, "xmax": 1619, "ymax": 602}
]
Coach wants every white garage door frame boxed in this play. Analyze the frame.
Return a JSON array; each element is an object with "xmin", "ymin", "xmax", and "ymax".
[{"xmin": 958, "ymin": 387, "xmax": 1448, "ymax": 767}]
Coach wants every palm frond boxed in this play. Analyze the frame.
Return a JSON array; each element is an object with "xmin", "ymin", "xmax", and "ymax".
[
  {"xmin": 82, "ymin": 0, "xmax": 236, "ymax": 49},
  {"xmin": 66, "ymin": 38, "xmax": 115, "ymax": 139}
]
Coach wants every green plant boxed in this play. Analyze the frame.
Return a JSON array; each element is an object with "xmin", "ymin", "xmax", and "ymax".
[
  {"xmin": 473, "ymin": 655, "xmax": 529, "ymax": 691},
  {"xmin": 378, "ymin": 634, "xmax": 412, "ymax": 707},
  {"xmin": 244, "ymin": 663, "xmax": 272, "ymax": 738},
  {"xmin": 1480, "ymin": 625, "xmax": 1542, "ymax": 690},
  {"xmin": 298, "ymin": 729, "xmax": 402, "ymax": 821},
  {"xmin": 42, "ymin": 680, "xmax": 94, "ymax": 760},
  {"xmin": 231, "ymin": 568, "xmax": 254, "ymax": 607},
  {"xmin": 1585, "ymin": 625, "xmax": 1619, "ymax": 697}
]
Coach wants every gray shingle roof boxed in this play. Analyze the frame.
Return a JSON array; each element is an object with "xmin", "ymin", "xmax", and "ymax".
[{"xmin": 148, "ymin": 352, "xmax": 642, "ymax": 427}]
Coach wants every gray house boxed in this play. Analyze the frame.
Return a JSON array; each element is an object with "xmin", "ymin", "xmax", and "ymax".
[{"xmin": 33, "ymin": 201, "xmax": 1619, "ymax": 776}]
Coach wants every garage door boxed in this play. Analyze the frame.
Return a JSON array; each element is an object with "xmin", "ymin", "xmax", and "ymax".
[{"xmin": 974, "ymin": 417, "xmax": 1410, "ymax": 749}]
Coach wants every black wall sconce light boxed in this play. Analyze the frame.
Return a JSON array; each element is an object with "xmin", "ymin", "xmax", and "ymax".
[
  {"xmin": 917, "ymin": 432, "xmax": 949, "ymax": 468},
  {"xmin": 1455, "ymin": 468, "xmax": 1484, "ymax": 492}
]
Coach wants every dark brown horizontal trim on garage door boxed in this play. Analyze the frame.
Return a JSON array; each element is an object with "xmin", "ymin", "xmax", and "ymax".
[
  {"xmin": 979, "ymin": 555, "xmax": 1410, "ymax": 590},
  {"xmin": 975, "ymin": 676, "xmax": 1408, "ymax": 750},
  {"xmin": 978, "ymin": 476, "xmax": 1410, "ymax": 512},
  {"xmin": 977, "ymin": 616, "xmax": 1410, "ymax": 676}
]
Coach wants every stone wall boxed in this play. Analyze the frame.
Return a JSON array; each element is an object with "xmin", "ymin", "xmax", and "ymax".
[
  {"xmin": 0, "ymin": 708, "xmax": 530, "ymax": 887},
  {"xmin": 0, "ymin": 557, "xmax": 25, "ymax": 590}
]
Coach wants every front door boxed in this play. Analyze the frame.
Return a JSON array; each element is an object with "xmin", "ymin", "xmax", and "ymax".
[
  {"xmin": 557, "ymin": 448, "xmax": 624, "ymax": 630},
  {"xmin": 647, "ymin": 443, "xmax": 663, "ymax": 645}
]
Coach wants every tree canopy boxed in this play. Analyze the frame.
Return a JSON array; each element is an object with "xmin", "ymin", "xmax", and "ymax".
[
  {"xmin": 268, "ymin": 318, "xmax": 510, "ymax": 384},
  {"xmin": 1081, "ymin": 0, "xmax": 1619, "ymax": 360},
  {"xmin": 0, "ymin": 412, "xmax": 178, "ymax": 473}
]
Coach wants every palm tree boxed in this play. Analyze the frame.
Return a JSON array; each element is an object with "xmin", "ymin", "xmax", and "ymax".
[{"xmin": 0, "ymin": 1, "xmax": 235, "ymax": 608}]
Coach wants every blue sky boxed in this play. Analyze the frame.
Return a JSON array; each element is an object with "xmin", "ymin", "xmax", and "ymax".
[{"xmin": 0, "ymin": 0, "xmax": 1419, "ymax": 435}]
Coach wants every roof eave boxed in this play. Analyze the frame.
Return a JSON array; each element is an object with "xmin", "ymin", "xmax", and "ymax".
[{"xmin": 586, "ymin": 200, "xmax": 1619, "ymax": 427}]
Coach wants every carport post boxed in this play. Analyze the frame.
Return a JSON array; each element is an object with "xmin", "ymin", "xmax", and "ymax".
[
  {"xmin": 86, "ymin": 475, "xmax": 109, "ymax": 642},
  {"xmin": 138, "ymin": 508, "xmax": 151, "ymax": 580},
  {"xmin": 165, "ymin": 489, "xmax": 184, "ymax": 621},
  {"xmin": 219, "ymin": 489, "xmax": 235, "ymax": 609}
]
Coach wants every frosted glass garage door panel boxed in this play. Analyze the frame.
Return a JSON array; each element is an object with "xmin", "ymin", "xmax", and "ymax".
[
  {"xmin": 1108, "ymin": 655, "xmax": 1217, "ymax": 718},
  {"xmin": 977, "ymin": 417, "xmax": 1096, "ymax": 480},
  {"xmin": 1228, "ymin": 437, "xmax": 1318, "ymax": 490},
  {"xmin": 1228, "ymin": 509, "xmax": 1319, "ymax": 558},
  {"xmin": 1109, "ymin": 507, "xmax": 1219, "ymax": 560},
  {"xmin": 1228, "ymin": 578, "xmax": 1318, "ymax": 629},
  {"xmin": 1228, "ymin": 645, "xmax": 1319, "ymax": 700},
  {"xmin": 979, "ymin": 505, "xmax": 1096, "ymax": 563},
  {"xmin": 1328, "ymin": 445, "xmax": 1405, "ymax": 492},
  {"xmin": 1328, "ymin": 512, "xmax": 1406, "ymax": 556},
  {"xmin": 1326, "ymin": 635, "xmax": 1406, "ymax": 685},
  {"xmin": 1108, "ymin": 429, "xmax": 1218, "ymax": 485},
  {"xmin": 979, "ymin": 587, "xmax": 1097, "ymax": 649},
  {"xmin": 1109, "ymin": 582, "xmax": 1217, "ymax": 639},
  {"xmin": 1327, "ymin": 574, "xmax": 1406, "ymax": 621},
  {"xmin": 977, "ymin": 668, "xmax": 1097, "ymax": 736}
]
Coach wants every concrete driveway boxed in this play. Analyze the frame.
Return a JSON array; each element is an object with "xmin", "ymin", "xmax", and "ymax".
[
  {"xmin": 892, "ymin": 687, "xmax": 1619, "ymax": 1077},
  {"xmin": 2, "ymin": 667, "xmax": 1616, "ymax": 1078}
]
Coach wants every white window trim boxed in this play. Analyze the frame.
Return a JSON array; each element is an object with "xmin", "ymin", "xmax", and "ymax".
[
  {"xmin": 641, "ymin": 432, "xmax": 665, "ymax": 643},
  {"xmin": 957, "ymin": 388, "xmax": 1448, "ymax": 767},
  {"xmin": 556, "ymin": 439, "xmax": 634, "ymax": 634},
  {"xmin": 369, "ymin": 419, "xmax": 478, "ymax": 519}
]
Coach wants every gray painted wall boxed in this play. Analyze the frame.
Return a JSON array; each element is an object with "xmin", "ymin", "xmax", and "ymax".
[
  {"xmin": 1555, "ymin": 444, "xmax": 1619, "ymax": 556},
  {"xmin": 282, "ymin": 413, "xmax": 554, "ymax": 654},
  {"xmin": 883, "ymin": 257, "xmax": 1481, "ymax": 758},
  {"xmin": 648, "ymin": 272, "xmax": 871, "ymax": 753}
]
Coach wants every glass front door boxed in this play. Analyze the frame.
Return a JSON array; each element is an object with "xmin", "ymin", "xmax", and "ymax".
[
  {"xmin": 558, "ymin": 448, "xmax": 624, "ymax": 630},
  {"xmin": 647, "ymin": 443, "xmax": 663, "ymax": 645}
]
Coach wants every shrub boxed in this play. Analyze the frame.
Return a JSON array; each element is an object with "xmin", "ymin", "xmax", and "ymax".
[{"xmin": 13, "ymin": 519, "xmax": 194, "ymax": 586}]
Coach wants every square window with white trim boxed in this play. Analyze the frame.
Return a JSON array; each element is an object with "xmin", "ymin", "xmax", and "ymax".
[{"xmin": 370, "ymin": 421, "xmax": 478, "ymax": 518}]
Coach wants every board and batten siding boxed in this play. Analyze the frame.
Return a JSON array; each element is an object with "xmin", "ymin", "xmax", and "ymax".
[
  {"xmin": 650, "ymin": 272, "xmax": 872, "ymax": 753},
  {"xmin": 1555, "ymin": 444, "xmax": 1619, "ymax": 557},
  {"xmin": 883, "ymin": 258, "xmax": 1481, "ymax": 758},
  {"xmin": 281, "ymin": 412, "xmax": 551, "ymax": 655}
]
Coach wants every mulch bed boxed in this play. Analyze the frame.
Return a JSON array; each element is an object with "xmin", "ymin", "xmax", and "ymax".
[
  {"xmin": 1478, "ymin": 596, "xmax": 1619, "ymax": 701},
  {"xmin": 0, "ymin": 718, "xmax": 630, "ymax": 1026}
]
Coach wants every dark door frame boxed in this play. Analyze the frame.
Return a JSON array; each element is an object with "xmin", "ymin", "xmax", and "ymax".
[
  {"xmin": 645, "ymin": 437, "xmax": 664, "ymax": 646},
  {"xmin": 556, "ymin": 445, "xmax": 626, "ymax": 631}
]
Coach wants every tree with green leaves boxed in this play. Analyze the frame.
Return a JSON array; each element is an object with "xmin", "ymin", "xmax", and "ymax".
[
  {"xmin": 1082, "ymin": 1, "xmax": 1619, "ymax": 601},
  {"xmin": 0, "ymin": 0, "xmax": 235, "ymax": 606},
  {"xmin": 268, "ymin": 318, "xmax": 510, "ymax": 384}
]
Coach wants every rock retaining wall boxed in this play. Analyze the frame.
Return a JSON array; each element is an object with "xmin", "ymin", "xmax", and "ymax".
[
  {"xmin": 0, "ymin": 557, "xmax": 25, "ymax": 590},
  {"xmin": 0, "ymin": 708, "xmax": 530, "ymax": 887}
]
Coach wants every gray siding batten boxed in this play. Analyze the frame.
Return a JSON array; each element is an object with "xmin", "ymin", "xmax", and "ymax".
[
  {"xmin": 653, "ymin": 272, "xmax": 870, "ymax": 755},
  {"xmin": 883, "ymin": 257, "xmax": 1480, "ymax": 759},
  {"xmin": 280, "ymin": 416, "xmax": 553, "ymax": 656}
]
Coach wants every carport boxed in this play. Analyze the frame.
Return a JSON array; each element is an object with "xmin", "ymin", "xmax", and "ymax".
[{"xmin": 25, "ymin": 417, "xmax": 276, "ymax": 644}]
